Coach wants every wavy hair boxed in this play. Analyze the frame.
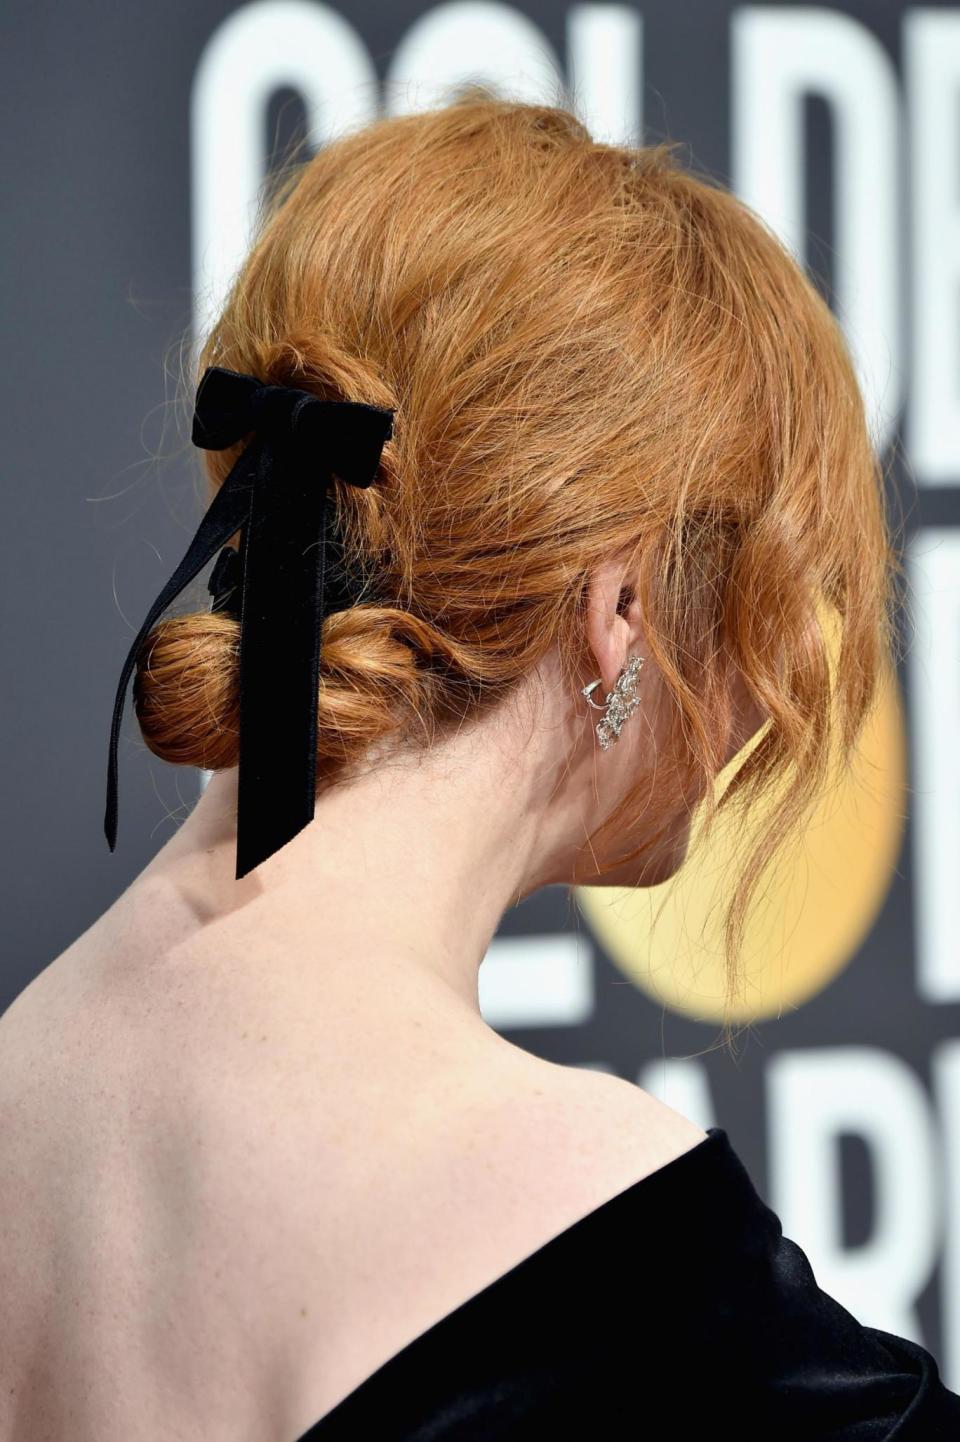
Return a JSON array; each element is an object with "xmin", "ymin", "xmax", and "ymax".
[{"xmin": 134, "ymin": 92, "xmax": 903, "ymax": 1031}]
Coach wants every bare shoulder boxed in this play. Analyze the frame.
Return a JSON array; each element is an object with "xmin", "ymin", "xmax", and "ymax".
[
  {"xmin": 472, "ymin": 1046, "xmax": 709, "ymax": 1211},
  {"xmin": 0, "ymin": 968, "xmax": 709, "ymax": 1439}
]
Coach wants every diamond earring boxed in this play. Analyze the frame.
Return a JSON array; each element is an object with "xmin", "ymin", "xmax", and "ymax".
[{"xmin": 581, "ymin": 654, "xmax": 645, "ymax": 750}]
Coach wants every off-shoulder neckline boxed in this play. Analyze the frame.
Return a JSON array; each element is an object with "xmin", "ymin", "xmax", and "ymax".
[{"xmin": 294, "ymin": 1124, "xmax": 731, "ymax": 1441}]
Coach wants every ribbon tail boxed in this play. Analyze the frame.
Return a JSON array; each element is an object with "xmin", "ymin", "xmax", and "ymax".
[
  {"xmin": 104, "ymin": 445, "xmax": 260, "ymax": 852},
  {"xmin": 234, "ymin": 438, "xmax": 331, "ymax": 880}
]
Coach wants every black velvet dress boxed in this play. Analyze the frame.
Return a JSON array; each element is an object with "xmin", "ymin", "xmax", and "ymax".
[{"xmin": 295, "ymin": 1126, "xmax": 960, "ymax": 1440}]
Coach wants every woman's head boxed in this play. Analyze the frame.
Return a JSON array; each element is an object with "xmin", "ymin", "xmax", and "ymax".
[{"xmin": 134, "ymin": 92, "xmax": 901, "ymax": 1021}]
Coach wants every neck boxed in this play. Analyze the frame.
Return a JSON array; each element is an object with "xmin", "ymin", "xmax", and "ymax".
[{"xmin": 123, "ymin": 711, "xmax": 572, "ymax": 1021}]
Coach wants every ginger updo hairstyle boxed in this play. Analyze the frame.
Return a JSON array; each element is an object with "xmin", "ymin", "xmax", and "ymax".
[{"xmin": 134, "ymin": 92, "xmax": 901, "ymax": 1016}]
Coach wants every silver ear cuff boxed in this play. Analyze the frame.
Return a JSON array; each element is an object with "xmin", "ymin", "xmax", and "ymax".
[{"xmin": 581, "ymin": 654, "xmax": 645, "ymax": 750}]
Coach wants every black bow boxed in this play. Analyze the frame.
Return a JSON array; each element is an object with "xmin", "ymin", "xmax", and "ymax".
[{"xmin": 104, "ymin": 365, "xmax": 394, "ymax": 879}]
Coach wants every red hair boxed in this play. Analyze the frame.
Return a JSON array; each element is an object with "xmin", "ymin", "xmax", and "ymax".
[{"xmin": 134, "ymin": 92, "xmax": 902, "ymax": 1024}]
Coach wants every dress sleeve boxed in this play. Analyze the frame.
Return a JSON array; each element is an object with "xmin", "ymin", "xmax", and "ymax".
[{"xmin": 733, "ymin": 1207, "xmax": 960, "ymax": 1439}]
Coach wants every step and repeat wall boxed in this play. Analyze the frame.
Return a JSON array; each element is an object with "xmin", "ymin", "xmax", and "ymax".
[{"xmin": 3, "ymin": 0, "xmax": 959, "ymax": 1386}]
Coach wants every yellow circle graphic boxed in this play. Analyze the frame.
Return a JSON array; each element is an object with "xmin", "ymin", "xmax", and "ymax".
[{"xmin": 574, "ymin": 661, "xmax": 907, "ymax": 1024}]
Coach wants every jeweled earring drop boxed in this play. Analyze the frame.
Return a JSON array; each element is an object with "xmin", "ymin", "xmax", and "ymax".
[{"xmin": 581, "ymin": 653, "xmax": 645, "ymax": 750}]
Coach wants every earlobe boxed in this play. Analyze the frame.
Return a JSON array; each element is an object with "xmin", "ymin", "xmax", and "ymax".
[
  {"xmin": 582, "ymin": 556, "xmax": 628, "ymax": 680},
  {"xmin": 584, "ymin": 557, "xmax": 639, "ymax": 693}
]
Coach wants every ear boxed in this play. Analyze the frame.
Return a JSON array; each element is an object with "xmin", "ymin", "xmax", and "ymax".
[{"xmin": 583, "ymin": 551, "xmax": 642, "ymax": 694}]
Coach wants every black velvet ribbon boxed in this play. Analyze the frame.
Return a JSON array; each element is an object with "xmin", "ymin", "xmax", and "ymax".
[{"xmin": 104, "ymin": 365, "xmax": 394, "ymax": 880}]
